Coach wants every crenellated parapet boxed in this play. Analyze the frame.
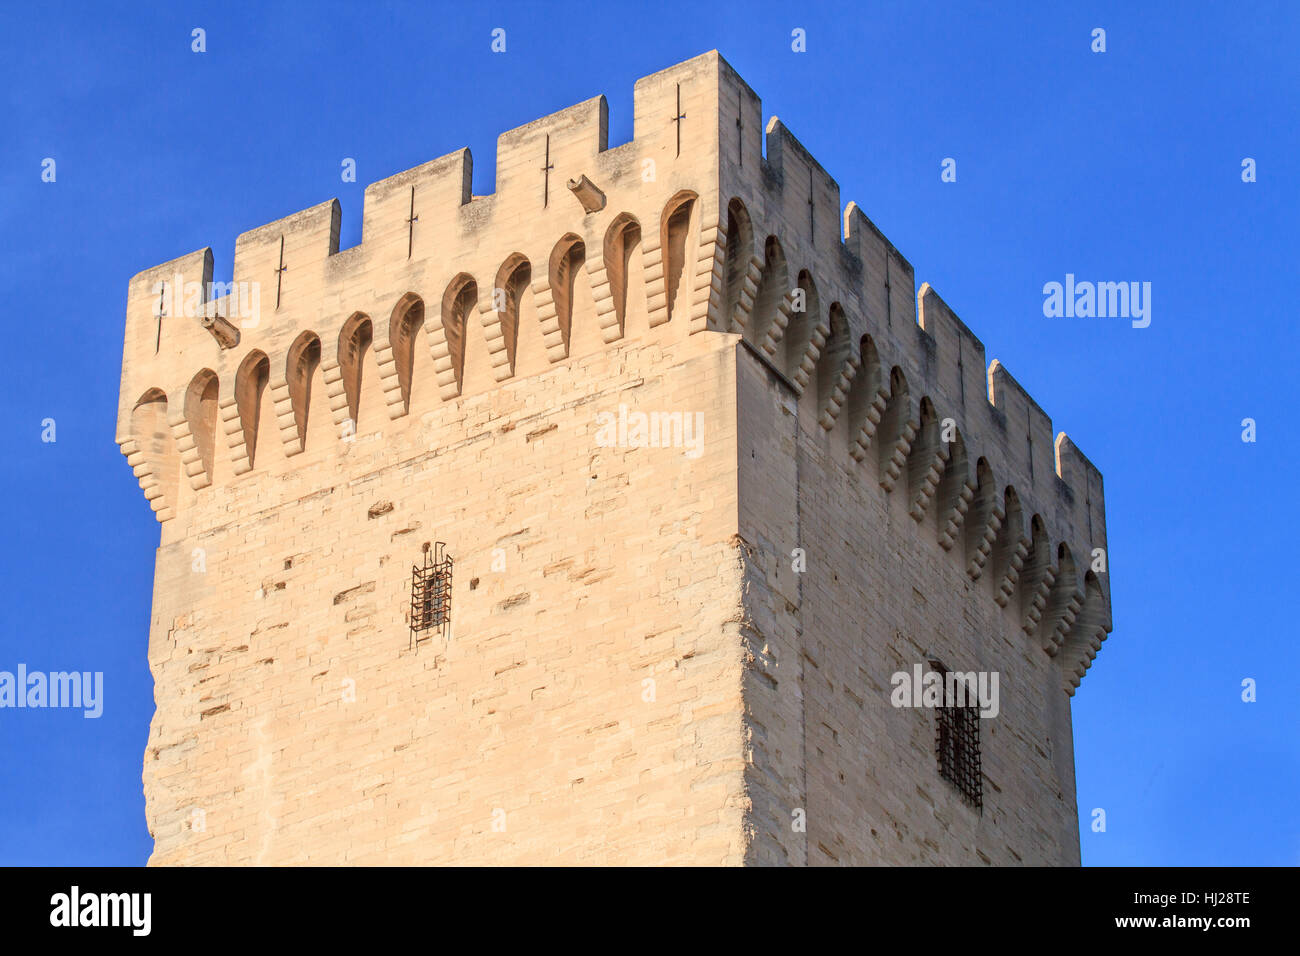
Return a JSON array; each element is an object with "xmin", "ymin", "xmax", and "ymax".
[
  {"xmin": 705, "ymin": 56, "xmax": 1112, "ymax": 692},
  {"xmin": 117, "ymin": 51, "xmax": 1111, "ymax": 692}
]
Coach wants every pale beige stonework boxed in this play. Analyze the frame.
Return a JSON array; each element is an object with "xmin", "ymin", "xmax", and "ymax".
[{"xmin": 117, "ymin": 52, "xmax": 1112, "ymax": 866}]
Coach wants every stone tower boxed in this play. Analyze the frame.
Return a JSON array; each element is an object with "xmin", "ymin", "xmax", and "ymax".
[{"xmin": 117, "ymin": 52, "xmax": 1112, "ymax": 866}]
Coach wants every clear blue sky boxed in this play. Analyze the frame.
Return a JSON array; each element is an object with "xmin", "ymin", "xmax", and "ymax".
[{"xmin": 1, "ymin": 1, "xmax": 1295, "ymax": 866}]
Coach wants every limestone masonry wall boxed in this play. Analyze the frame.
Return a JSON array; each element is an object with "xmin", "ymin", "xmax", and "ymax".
[{"xmin": 118, "ymin": 51, "xmax": 1111, "ymax": 864}]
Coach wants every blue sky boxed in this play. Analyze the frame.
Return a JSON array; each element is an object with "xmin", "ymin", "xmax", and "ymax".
[{"xmin": 0, "ymin": 1, "xmax": 1295, "ymax": 865}]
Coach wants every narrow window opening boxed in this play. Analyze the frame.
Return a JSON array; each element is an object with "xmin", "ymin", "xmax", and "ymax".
[
  {"xmin": 410, "ymin": 542, "xmax": 453, "ymax": 648},
  {"xmin": 930, "ymin": 658, "xmax": 983, "ymax": 810}
]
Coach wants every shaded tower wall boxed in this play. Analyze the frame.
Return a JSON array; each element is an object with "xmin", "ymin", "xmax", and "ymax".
[{"xmin": 711, "ymin": 60, "xmax": 1110, "ymax": 864}]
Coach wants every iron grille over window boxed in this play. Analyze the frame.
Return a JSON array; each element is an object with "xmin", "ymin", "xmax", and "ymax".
[
  {"xmin": 410, "ymin": 542, "xmax": 452, "ymax": 647},
  {"xmin": 930, "ymin": 659, "xmax": 982, "ymax": 810}
]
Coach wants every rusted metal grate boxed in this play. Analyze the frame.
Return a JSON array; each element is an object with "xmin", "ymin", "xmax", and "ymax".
[
  {"xmin": 931, "ymin": 660, "xmax": 983, "ymax": 810},
  {"xmin": 410, "ymin": 542, "xmax": 452, "ymax": 648}
]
